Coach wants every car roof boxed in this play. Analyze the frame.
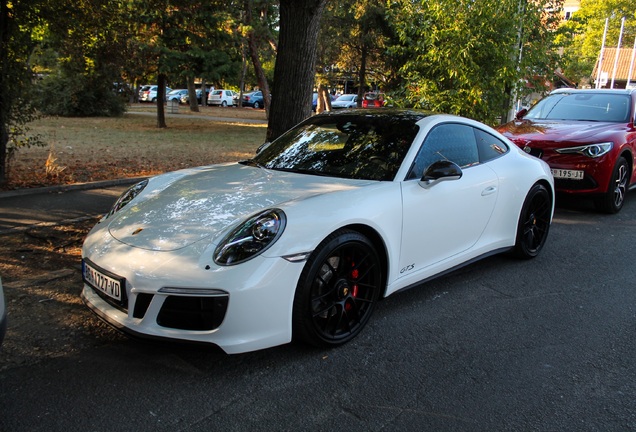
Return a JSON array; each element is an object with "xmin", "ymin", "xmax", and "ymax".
[
  {"xmin": 550, "ymin": 88, "xmax": 636, "ymax": 96},
  {"xmin": 310, "ymin": 108, "xmax": 434, "ymax": 123}
]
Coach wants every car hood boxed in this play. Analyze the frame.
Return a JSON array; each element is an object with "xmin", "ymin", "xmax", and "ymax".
[
  {"xmin": 497, "ymin": 119, "xmax": 623, "ymax": 147},
  {"xmin": 107, "ymin": 163, "xmax": 372, "ymax": 251}
]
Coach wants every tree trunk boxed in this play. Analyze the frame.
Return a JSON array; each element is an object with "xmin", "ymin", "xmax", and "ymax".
[
  {"xmin": 245, "ymin": 0, "xmax": 271, "ymax": 117},
  {"xmin": 316, "ymin": 85, "xmax": 331, "ymax": 113},
  {"xmin": 0, "ymin": 0, "xmax": 9, "ymax": 184},
  {"xmin": 267, "ymin": 0, "xmax": 327, "ymax": 142},
  {"xmin": 356, "ymin": 47, "xmax": 367, "ymax": 108},
  {"xmin": 156, "ymin": 74, "xmax": 167, "ymax": 128},
  {"xmin": 187, "ymin": 76, "xmax": 199, "ymax": 112}
]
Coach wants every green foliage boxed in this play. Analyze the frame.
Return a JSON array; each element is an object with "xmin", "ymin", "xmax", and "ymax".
[
  {"xmin": 386, "ymin": 0, "xmax": 561, "ymax": 124},
  {"xmin": 558, "ymin": 0, "xmax": 636, "ymax": 84},
  {"xmin": 35, "ymin": 72, "xmax": 126, "ymax": 117}
]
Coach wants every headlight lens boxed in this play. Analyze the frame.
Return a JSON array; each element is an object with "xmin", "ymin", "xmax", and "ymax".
[
  {"xmin": 104, "ymin": 179, "xmax": 149, "ymax": 219},
  {"xmin": 555, "ymin": 142, "xmax": 613, "ymax": 158},
  {"xmin": 214, "ymin": 209, "xmax": 286, "ymax": 266}
]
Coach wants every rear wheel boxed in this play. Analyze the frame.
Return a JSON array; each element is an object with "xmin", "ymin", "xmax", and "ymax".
[
  {"xmin": 221, "ymin": 100, "xmax": 227, "ymax": 107},
  {"xmin": 595, "ymin": 157, "xmax": 629, "ymax": 214},
  {"xmin": 513, "ymin": 183, "xmax": 552, "ymax": 259},
  {"xmin": 253, "ymin": 101, "xmax": 260, "ymax": 109},
  {"xmin": 293, "ymin": 230, "xmax": 382, "ymax": 347}
]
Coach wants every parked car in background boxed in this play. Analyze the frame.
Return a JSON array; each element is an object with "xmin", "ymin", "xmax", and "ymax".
[
  {"xmin": 167, "ymin": 89, "xmax": 189, "ymax": 102},
  {"xmin": 180, "ymin": 89, "xmax": 207, "ymax": 105},
  {"xmin": 140, "ymin": 86, "xmax": 172, "ymax": 103},
  {"xmin": 0, "ymin": 277, "xmax": 6, "ymax": 347},
  {"xmin": 208, "ymin": 89, "xmax": 237, "ymax": 107},
  {"xmin": 242, "ymin": 91, "xmax": 264, "ymax": 109},
  {"xmin": 498, "ymin": 88, "xmax": 636, "ymax": 213},
  {"xmin": 81, "ymin": 109, "xmax": 554, "ymax": 354},
  {"xmin": 138, "ymin": 85, "xmax": 151, "ymax": 101},
  {"xmin": 362, "ymin": 92, "xmax": 386, "ymax": 108},
  {"xmin": 331, "ymin": 94, "xmax": 358, "ymax": 109}
]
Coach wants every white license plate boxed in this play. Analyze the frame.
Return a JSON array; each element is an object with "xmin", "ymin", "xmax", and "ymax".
[
  {"xmin": 551, "ymin": 169, "xmax": 584, "ymax": 180},
  {"xmin": 82, "ymin": 260, "xmax": 124, "ymax": 302}
]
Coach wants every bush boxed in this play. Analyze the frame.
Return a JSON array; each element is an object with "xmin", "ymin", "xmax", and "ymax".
[{"xmin": 35, "ymin": 72, "xmax": 127, "ymax": 117}]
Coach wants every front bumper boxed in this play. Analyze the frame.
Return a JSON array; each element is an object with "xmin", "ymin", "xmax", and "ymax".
[{"xmin": 81, "ymin": 242, "xmax": 306, "ymax": 354}]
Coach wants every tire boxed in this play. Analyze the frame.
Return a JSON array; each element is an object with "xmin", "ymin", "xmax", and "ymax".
[
  {"xmin": 292, "ymin": 229, "xmax": 382, "ymax": 347},
  {"xmin": 513, "ymin": 183, "xmax": 552, "ymax": 259},
  {"xmin": 595, "ymin": 156, "xmax": 629, "ymax": 214},
  {"xmin": 221, "ymin": 100, "xmax": 227, "ymax": 107},
  {"xmin": 253, "ymin": 101, "xmax": 260, "ymax": 109},
  {"xmin": 151, "ymin": 97, "xmax": 157, "ymax": 103}
]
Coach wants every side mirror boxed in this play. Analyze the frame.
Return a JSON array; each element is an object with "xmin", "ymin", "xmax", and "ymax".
[
  {"xmin": 515, "ymin": 109, "xmax": 528, "ymax": 120},
  {"xmin": 419, "ymin": 160, "xmax": 463, "ymax": 188}
]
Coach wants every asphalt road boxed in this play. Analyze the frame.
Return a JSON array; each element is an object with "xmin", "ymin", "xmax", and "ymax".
[{"xmin": 1, "ymin": 187, "xmax": 636, "ymax": 431}]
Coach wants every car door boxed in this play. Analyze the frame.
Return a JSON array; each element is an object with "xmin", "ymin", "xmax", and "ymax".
[{"xmin": 399, "ymin": 123, "xmax": 499, "ymax": 277}]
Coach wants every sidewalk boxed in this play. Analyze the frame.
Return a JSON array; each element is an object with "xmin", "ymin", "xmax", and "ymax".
[{"xmin": 0, "ymin": 178, "xmax": 143, "ymax": 234}]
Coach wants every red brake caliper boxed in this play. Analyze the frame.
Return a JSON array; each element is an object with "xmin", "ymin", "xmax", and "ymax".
[
  {"xmin": 345, "ymin": 263, "xmax": 358, "ymax": 312},
  {"xmin": 351, "ymin": 266, "xmax": 359, "ymax": 298}
]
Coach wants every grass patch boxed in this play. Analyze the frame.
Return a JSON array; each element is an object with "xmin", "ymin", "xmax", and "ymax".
[{"xmin": 5, "ymin": 113, "xmax": 267, "ymax": 189}]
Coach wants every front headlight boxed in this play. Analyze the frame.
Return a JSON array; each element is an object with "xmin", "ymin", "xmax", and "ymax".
[
  {"xmin": 555, "ymin": 142, "xmax": 613, "ymax": 158},
  {"xmin": 103, "ymin": 179, "xmax": 149, "ymax": 220},
  {"xmin": 214, "ymin": 209, "xmax": 287, "ymax": 266}
]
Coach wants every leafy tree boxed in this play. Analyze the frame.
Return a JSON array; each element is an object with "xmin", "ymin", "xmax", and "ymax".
[
  {"xmin": 0, "ymin": 0, "xmax": 46, "ymax": 185},
  {"xmin": 267, "ymin": 0, "xmax": 328, "ymax": 141},
  {"xmin": 32, "ymin": 0, "xmax": 132, "ymax": 117},
  {"xmin": 317, "ymin": 0, "xmax": 391, "ymax": 105},
  {"xmin": 558, "ymin": 0, "xmax": 636, "ymax": 85},
  {"xmin": 242, "ymin": 0, "xmax": 278, "ymax": 115},
  {"xmin": 386, "ymin": 0, "xmax": 561, "ymax": 124}
]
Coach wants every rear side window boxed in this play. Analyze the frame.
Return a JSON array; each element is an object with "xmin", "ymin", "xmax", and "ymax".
[{"xmin": 475, "ymin": 128, "xmax": 508, "ymax": 162}]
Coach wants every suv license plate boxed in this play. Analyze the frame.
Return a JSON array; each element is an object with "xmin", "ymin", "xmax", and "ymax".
[{"xmin": 551, "ymin": 169, "xmax": 584, "ymax": 180}]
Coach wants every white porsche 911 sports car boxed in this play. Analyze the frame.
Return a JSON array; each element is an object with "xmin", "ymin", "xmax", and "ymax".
[{"xmin": 82, "ymin": 109, "xmax": 554, "ymax": 354}]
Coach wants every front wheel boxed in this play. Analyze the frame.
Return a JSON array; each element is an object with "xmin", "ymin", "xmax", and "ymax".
[
  {"xmin": 595, "ymin": 157, "xmax": 629, "ymax": 214},
  {"xmin": 293, "ymin": 230, "xmax": 382, "ymax": 348},
  {"xmin": 513, "ymin": 183, "xmax": 552, "ymax": 259}
]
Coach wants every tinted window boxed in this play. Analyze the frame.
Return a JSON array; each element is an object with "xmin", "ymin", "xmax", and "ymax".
[
  {"xmin": 475, "ymin": 128, "xmax": 508, "ymax": 162},
  {"xmin": 249, "ymin": 115, "xmax": 420, "ymax": 181},
  {"xmin": 408, "ymin": 124, "xmax": 479, "ymax": 180}
]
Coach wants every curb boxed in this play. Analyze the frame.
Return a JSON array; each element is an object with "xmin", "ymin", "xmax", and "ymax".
[{"xmin": 0, "ymin": 176, "xmax": 148, "ymax": 199}]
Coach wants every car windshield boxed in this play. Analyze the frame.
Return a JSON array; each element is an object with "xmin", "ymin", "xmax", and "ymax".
[
  {"xmin": 525, "ymin": 92, "xmax": 631, "ymax": 122},
  {"xmin": 247, "ymin": 114, "xmax": 420, "ymax": 181}
]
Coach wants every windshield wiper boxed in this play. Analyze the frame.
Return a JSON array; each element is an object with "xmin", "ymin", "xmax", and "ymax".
[{"xmin": 240, "ymin": 159, "xmax": 267, "ymax": 169}]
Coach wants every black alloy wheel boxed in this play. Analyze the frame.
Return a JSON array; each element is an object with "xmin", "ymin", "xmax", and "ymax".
[
  {"xmin": 513, "ymin": 183, "xmax": 552, "ymax": 259},
  {"xmin": 293, "ymin": 230, "xmax": 382, "ymax": 347},
  {"xmin": 595, "ymin": 156, "xmax": 629, "ymax": 214}
]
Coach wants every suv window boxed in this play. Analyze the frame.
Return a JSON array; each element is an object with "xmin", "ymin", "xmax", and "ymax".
[{"xmin": 525, "ymin": 92, "xmax": 631, "ymax": 122}]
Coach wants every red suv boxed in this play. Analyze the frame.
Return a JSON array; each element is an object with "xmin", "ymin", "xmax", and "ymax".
[{"xmin": 498, "ymin": 88, "xmax": 636, "ymax": 213}]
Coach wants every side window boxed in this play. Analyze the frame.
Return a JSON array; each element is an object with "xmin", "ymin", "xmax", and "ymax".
[
  {"xmin": 407, "ymin": 123, "xmax": 479, "ymax": 180},
  {"xmin": 474, "ymin": 128, "xmax": 509, "ymax": 162}
]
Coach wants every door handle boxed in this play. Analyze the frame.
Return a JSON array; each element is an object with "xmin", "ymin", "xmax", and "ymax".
[{"xmin": 481, "ymin": 186, "xmax": 497, "ymax": 196}]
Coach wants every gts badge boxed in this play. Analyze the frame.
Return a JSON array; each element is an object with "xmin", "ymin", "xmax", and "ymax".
[{"xmin": 400, "ymin": 264, "xmax": 415, "ymax": 274}]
